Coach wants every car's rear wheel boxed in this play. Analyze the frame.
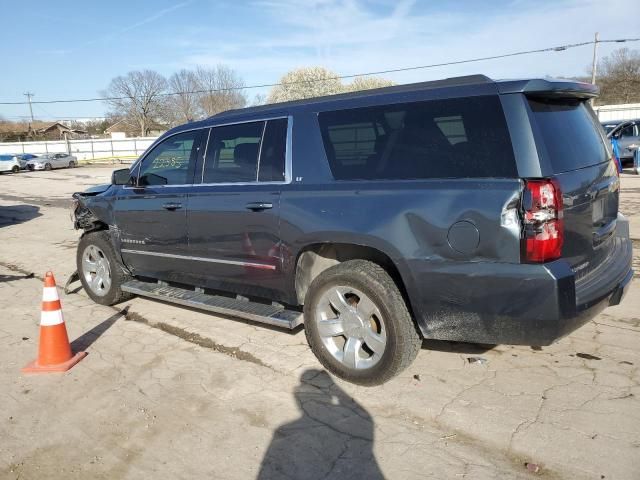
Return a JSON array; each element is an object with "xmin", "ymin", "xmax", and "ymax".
[
  {"xmin": 77, "ymin": 231, "xmax": 133, "ymax": 305},
  {"xmin": 68, "ymin": 160, "xmax": 76, "ymax": 168},
  {"xmin": 304, "ymin": 259, "xmax": 421, "ymax": 386},
  {"xmin": 44, "ymin": 163, "xmax": 52, "ymax": 170},
  {"xmin": 11, "ymin": 165, "xmax": 19, "ymax": 173}
]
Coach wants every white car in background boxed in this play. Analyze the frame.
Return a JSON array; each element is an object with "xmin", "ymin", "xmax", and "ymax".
[
  {"xmin": 27, "ymin": 153, "xmax": 77, "ymax": 171},
  {"xmin": 0, "ymin": 154, "xmax": 28, "ymax": 173}
]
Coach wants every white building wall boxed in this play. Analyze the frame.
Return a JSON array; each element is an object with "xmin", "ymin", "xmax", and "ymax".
[
  {"xmin": 594, "ymin": 103, "xmax": 640, "ymax": 122},
  {"xmin": 0, "ymin": 136, "xmax": 158, "ymax": 162}
]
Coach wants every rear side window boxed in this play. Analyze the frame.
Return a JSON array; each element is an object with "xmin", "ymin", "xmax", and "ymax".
[
  {"xmin": 318, "ymin": 95, "xmax": 516, "ymax": 180},
  {"xmin": 258, "ymin": 118, "xmax": 287, "ymax": 182},
  {"xmin": 203, "ymin": 122, "xmax": 264, "ymax": 183},
  {"xmin": 528, "ymin": 99, "xmax": 608, "ymax": 173}
]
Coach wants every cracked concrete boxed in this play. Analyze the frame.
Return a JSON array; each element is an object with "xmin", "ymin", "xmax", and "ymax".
[{"xmin": 0, "ymin": 166, "xmax": 639, "ymax": 479}]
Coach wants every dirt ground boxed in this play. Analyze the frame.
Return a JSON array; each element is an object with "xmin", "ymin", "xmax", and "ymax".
[{"xmin": 0, "ymin": 166, "xmax": 639, "ymax": 480}]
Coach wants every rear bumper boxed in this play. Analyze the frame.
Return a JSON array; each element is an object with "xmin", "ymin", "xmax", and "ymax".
[{"xmin": 408, "ymin": 215, "xmax": 634, "ymax": 346}]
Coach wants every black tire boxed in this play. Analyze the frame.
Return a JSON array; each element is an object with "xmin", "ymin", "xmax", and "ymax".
[
  {"xmin": 77, "ymin": 230, "xmax": 133, "ymax": 305},
  {"xmin": 68, "ymin": 160, "xmax": 76, "ymax": 168},
  {"xmin": 44, "ymin": 163, "xmax": 52, "ymax": 170},
  {"xmin": 304, "ymin": 259, "xmax": 421, "ymax": 386},
  {"xmin": 11, "ymin": 165, "xmax": 19, "ymax": 173}
]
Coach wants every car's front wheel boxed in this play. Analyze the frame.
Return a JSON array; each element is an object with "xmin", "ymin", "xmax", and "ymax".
[
  {"xmin": 304, "ymin": 259, "xmax": 421, "ymax": 386},
  {"xmin": 77, "ymin": 231, "xmax": 133, "ymax": 305},
  {"xmin": 44, "ymin": 163, "xmax": 52, "ymax": 170},
  {"xmin": 68, "ymin": 160, "xmax": 76, "ymax": 168}
]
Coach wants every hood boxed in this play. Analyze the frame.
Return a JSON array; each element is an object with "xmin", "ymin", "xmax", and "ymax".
[{"xmin": 73, "ymin": 183, "xmax": 112, "ymax": 197}]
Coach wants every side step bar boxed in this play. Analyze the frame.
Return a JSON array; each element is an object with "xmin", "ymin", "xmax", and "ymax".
[{"xmin": 121, "ymin": 279, "xmax": 304, "ymax": 330}]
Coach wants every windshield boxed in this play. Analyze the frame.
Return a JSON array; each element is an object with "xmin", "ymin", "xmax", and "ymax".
[{"xmin": 601, "ymin": 123, "xmax": 620, "ymax": 134}]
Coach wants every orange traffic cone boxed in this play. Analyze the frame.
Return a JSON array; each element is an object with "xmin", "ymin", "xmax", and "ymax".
[{"xmin": 22, "ymin": 272, "xmax": 87, "ymax": 373}]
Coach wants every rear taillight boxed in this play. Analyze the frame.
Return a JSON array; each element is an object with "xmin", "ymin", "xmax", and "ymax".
[
  {"xmin": 612, "ymin": 154, "xmax": 621, "ymax": 176},
  {"xmin": 521, "ymin": 179, "xmax": 563, "ymax": 263}
]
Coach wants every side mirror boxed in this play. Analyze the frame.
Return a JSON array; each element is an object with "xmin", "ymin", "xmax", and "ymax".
[{"xmin": 112, "ymin": 168, "xmax": 133, "ymax": 186}]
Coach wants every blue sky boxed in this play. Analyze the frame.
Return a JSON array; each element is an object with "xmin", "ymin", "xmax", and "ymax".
[{"xmin": 1, "ymin": 0, "xmax": 638, "ymax": 121}]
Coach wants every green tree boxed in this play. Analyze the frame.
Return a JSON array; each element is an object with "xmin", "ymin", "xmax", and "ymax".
[
  {"xmin": 267, "ymin": 67, "xmax": 343, "ymax": 103},
  {"xmin": 344, "ymin": 76, "xmax": 395, "ymax": 92}
]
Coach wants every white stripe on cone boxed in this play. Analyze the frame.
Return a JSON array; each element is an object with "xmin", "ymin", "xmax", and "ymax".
[
  {"xmin": 42, "ymin": 286, "xmax": 59, "ymax": 302},
  {"xmin": 41, "ymin": 309, "xmax": 64, "ymax": 326}
]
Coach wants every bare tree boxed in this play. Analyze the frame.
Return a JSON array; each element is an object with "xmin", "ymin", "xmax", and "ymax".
[
  {"xmin": 166, "ymin": 69, "xmax": 200, "ymax": 125},
  {"xmin": 102, "ymin": 70, "xmax": 168, "ymax": 136},
  {"xmin": 267, "ymin": 67, "xmax": 343, "ymax": 103},
  {"xmin": 593, "ymin": 48, "xmax": 640, "ymax": 105},
  {"xmin": 251, "ymin": 93, "xmax": 267, "ymax": 106},
  {"xmin": 195, "ymin": 66, "xmax": 247, "ymax": 116}
]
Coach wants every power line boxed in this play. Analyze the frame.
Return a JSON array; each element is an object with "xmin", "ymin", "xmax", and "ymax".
[{"xmin": 1, "ymin": 37, "xmax": 639, "ymax": 107}]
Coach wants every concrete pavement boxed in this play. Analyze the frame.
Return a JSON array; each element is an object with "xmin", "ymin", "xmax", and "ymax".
[{"xmin": 0, "ymin": 167, "xmax": 638, "ymax": 479}]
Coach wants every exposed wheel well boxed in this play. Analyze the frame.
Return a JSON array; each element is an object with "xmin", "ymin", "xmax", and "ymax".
[{"xmin": 295, "ymin": 243, "xmax": 408, "ymax": 307}]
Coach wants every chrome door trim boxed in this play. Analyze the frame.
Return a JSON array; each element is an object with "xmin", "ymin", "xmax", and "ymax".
[
  {"xmin": 200, "ymin": 127, "xmax": 212, "ymax": 184},
  {"xmin": 121, "ymin": 249, "xmax": 277, "ymax": 270},
  {"xmin": 284, "ymin": 114, "xmax": 293, "ymax": 184},
  {"xmin": 255, "ymin": 121, "xmax": 267, "ymax": 182}
]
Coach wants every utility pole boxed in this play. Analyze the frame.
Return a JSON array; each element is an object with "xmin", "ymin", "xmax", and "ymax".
[
  {"xmin": 590, "ymin": 32, "xmax": 600, "ymax": 84},
  {"xmin": 589, "ymin": 33, "xmax": 599, "ymax": 106},
  {"xmin": 23, "ymin": 92, "xmax": 35, "ymax": 122}
]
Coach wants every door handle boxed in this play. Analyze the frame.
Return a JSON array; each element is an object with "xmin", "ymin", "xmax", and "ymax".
[
  {"xmin": 162, "ymin": 202, "xmax": 182, "ymax": 210},
  {"xmin": 245, "ymin": 202, "xmax": 273, "ymax": 211}
]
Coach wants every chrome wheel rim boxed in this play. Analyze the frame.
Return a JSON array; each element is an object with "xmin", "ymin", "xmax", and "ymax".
[
  {"xmin": 315, "ymin": 285, "xmax": 387, "ymax": 370},
  {"xmin": 82, "ymin": 245, "xmax": 112, "ymax": 296}
]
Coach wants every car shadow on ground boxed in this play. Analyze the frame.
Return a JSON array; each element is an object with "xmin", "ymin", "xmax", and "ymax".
[
  {"xmin": 421, "ymin": 339, "xmax": 496, "ymax": 354},
  {"xmin": 70, "ymin": 307, "xmax": 128, "ymax": 351},
  {"xmin": 0, "ymin": 204, "xmax": 41, "ymax": 227},
  {"xmin": 258, "ymin": 368, "xmax": 384, "ymax": 480}
]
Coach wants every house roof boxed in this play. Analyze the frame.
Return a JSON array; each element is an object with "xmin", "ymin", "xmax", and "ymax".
[
  {"xmin": 0, "ymin": 121, "xmax": 86, "ymax": 135},
  {"xmin": 105, "ymin": 118, "xmax": 166, "ymax": 133}
]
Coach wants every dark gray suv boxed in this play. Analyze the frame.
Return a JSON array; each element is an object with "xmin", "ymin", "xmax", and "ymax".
[{"xmin": 73, "ymin": 75, "xmax": 633, "ymax": 385}]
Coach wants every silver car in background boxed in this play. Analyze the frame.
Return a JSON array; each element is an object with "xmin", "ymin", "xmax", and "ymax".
[{"xmin": 27, "ymin": 153, "xmax": 77, "ymax": 170}]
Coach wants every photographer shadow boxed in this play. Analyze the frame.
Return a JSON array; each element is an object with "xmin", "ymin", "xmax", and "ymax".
[{"xmin": 258, "ymin": 369, "xmax": 384, "ymax": 480}]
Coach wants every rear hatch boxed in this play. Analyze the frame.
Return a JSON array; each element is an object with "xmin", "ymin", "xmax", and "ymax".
[{"xmin": 527, "ymin": 97, "xmax": 619, "ymax": 281}]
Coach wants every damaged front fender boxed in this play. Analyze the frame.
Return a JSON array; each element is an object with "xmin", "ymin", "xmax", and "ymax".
[{"xmin": 71, "ymin": 184, "xmax": 114, "ymax": 232}]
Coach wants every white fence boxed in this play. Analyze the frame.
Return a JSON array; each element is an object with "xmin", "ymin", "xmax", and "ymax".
[
  {"xmin": 0, "ymin": 136, "xmax": 159, "ymax": 162},
  {"xmin": 594, "ymin": 103, "xmax": 640, "ymax": 122}
]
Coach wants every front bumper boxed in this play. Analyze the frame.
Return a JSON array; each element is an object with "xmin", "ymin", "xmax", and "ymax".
[
  {"xmin": 27, "ymin": 164, "xmax": 45, "ymax": 170},
  {"xmin": 408, "ymin": 216, "xmax": 633, "ymax": 346}
]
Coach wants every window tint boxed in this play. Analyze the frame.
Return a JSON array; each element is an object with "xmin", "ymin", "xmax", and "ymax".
[
  {"xmin": 258, "ymin": 118, "xmax": 287, "ymax": 182},
  {"xmin": 529, "ymin": 99, "xmax": 608, "ymax": 173},
  {"xmin": 318, "ymin": 96, "xmax": 516, "ymax": 180},
  {"xmin": 203, "ymin": 122, "xmax": 263, "ymax": 183},
  {"xmin": 138, "ymin": 130, "xmax": 202, "ymax": 186}
]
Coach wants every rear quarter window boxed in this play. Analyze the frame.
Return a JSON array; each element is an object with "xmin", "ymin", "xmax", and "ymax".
[
  {"xmin": 528, "ymin": 98, "xmax": 608, "ymax": 173},
  {"xmin": 318, "ymin": 95, "xmax": 516, "ymax": 180}
]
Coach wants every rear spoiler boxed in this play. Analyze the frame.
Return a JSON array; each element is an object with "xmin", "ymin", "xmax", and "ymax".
[{"xmin": 497, "ymin": 79, "xmax": 598, "ymax": 100}]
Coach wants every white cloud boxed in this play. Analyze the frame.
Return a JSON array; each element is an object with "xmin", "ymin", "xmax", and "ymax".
[{"xmin": 176, "ymin": 0, "xmax": 639, "ymax": 85}]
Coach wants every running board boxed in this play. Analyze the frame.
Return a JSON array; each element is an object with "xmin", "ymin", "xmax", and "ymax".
[{"xmin": 121, "ymin": 280, "xmax": 303, "ymax": 330}]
